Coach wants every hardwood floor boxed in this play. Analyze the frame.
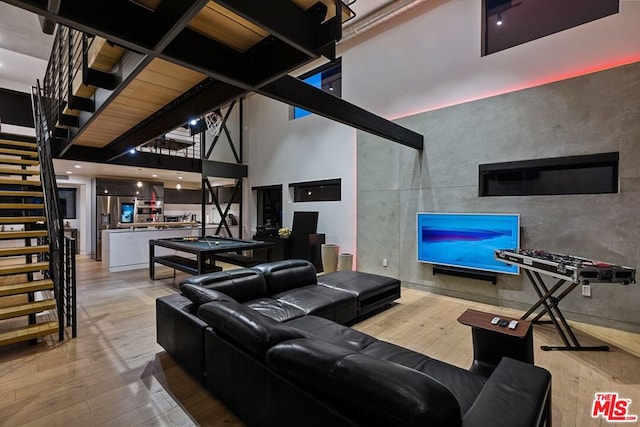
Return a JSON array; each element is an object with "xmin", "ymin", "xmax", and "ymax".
[{"xmin": 0, "ymin": 256, "xmax": 638, "ymax": 426}]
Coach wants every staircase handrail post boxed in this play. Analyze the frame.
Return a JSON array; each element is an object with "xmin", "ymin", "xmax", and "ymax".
[{"xmin": 31, "ymin": 81, "xmax": 67, "ymax": 341}]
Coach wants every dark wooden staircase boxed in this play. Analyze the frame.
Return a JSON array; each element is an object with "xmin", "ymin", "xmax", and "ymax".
[{"xmin": 0, "ymin": 136, "xmax": 58, "ymax": 347}]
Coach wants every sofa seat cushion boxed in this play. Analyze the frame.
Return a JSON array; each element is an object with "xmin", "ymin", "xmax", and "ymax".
[
  {"xmin": 285, "ymin": 315, "xmax": 376, "ymax": 352},
  {"xmin": 198, "ymin": 301, "xmax": 306, "ymax": 358},
  {"xmin": 318, "ymin": 270, "xmax": 401, "ymax": 315},
  {"xmin": 245, "ymin": 298, "xmax": 307, "ymax": 322},
  {"xmin": 273, "ymin": 285, "xmax": 357, "ymax": 323},
  {"xmin": 319, "ymin": 270, "xmax": 399, "ymax": 296},
  {"xmin": 180, "ymin": 269, "xmax": 268, "ymax": 302},
  {"xmin": 361, "ymin": 341, "xmax": 486, "ymax": 414},
  {"xmin": 267, "ymin": 338, "xmax": 463, "ymax": 427}
]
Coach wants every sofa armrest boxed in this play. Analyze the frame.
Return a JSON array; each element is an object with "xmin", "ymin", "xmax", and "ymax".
[
  {"xmin": 463, "ymin": 357, "xmax": 551, "ymax": 427},
  {"xmin": 156, "ymin": 294, "xmax": 211, "ymax": 382},
  {"xmin": 181, "ymin": 283, "xmax": 238, "ymax": 308}
]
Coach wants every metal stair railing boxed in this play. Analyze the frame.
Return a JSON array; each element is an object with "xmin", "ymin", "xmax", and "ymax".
[
  {"xmin": 31, "ymin": 80, "xmax": 77, "ymax": 340},
  {"xmin": 42, "ymin": 25, "xmax": 78, "ymax": 136}
]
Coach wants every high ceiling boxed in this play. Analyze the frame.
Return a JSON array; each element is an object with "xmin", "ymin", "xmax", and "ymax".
[
  {"xmin": 0, "ymin": 1, "xmax": 394, "ymax": 89},
  {"xmin": 0, "ymin": 0, "xmax": 409, "ymax": 184}
]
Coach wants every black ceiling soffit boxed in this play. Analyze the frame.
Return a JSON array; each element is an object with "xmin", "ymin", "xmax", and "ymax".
[
  {"xmin": 260, "ymin": 76, "xmax": 423, "ymax": 150},
  {"xmin": 4, "ymin": 0, "xmax": 423, "ymax": 158},
  {"xmin": 62, "ymin": 145, "xmax": 203, "ymax": 174},
  {"xmin": 0, "ymin": 88, "xmax": 34, "ymax": 128}
]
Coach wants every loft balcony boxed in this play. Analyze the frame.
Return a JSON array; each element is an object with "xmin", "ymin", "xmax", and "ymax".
[
  {"xmin": 26, "ymin": 0, "xmax": 379, "ymax": 167},
  {"xmin": 9, "ymin": 0, "xmax": 422, "ymax": 175}
]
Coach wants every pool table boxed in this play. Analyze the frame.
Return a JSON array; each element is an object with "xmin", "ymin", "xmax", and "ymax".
[{"xmin": 149, "ymin": 235, "xmax": 274, "ymax": 279}]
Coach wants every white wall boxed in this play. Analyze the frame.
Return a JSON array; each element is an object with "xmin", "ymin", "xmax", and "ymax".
[
  {"xmin": 245, "ymin": 94, "xmax": 357, "ymax": 254},
  {"xmin": 245, "ymin": 0, "xmax": 640, "ymax": 265},
  {"xmin": 340, "ymin": 0, "xmax": 640, "ymax": 118},
  {"xmin": 56, "ymin": 175, "xmax": 92, "ymax": 255},
  {"xmin": 0, "ymin": 47, "xmax": 48, "ymax": 92}
]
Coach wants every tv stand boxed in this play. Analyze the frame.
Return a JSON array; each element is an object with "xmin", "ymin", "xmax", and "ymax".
[{"xmin": 433, "ymin": 265, "xmax": 497, "ymax": 285}]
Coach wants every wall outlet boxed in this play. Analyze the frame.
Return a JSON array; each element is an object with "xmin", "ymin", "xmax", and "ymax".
[
  {"xmin": 581, "ymin": 285, "xmax": 591, "ymax": 297},
  {"xmin": 382, "ymin": 258, "xmax": 388, "ymax": 267}
]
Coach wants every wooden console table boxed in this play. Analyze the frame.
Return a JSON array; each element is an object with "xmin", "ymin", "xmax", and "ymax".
[{"xmin": 457, "ymin": 308, "xmax": 533, "ymax": 378}]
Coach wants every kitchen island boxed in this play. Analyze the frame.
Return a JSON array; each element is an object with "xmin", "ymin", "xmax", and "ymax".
[{"xmin": 101, "ymin": 224, "xmax": 239, "ymax": 272}]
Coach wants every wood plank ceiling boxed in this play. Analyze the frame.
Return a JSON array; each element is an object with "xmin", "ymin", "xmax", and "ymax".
[
  {"xmin": 73, "ymin": 0, "xmax": 351, "ymax": 149},
  {"xmin": 75, "ymin": 59, "xmax": 205, "ymax": 148},
  {"xmin": 6, "ymin": 0, "xmax": 423, "ymax": 163}
]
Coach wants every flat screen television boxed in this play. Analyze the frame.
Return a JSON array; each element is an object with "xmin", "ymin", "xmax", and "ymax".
[{"xmin": 417, "ymin": 212, "xmax": 520, "ymax": 275}]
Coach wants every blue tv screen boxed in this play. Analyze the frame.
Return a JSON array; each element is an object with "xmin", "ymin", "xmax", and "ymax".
[{"xmin": 417, "ymin": 213, "xmax": 520, "ymax": 275}]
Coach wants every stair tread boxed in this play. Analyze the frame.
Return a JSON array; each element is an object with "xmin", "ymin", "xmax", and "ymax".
[
  {"xmin": 0, "ymin": 230, "xmax": 47, "ymax": 240},
  {"xmin": 0, "ymin": 261, "xmax": 49, "ymax": 275},
  {"xmin": 0, "ymin": 203, "xmax": 45, "ymax": 209},
  {"xmin": 0, "ymin": 279, "xmax": 53, "ymax": 297},
  {"xmin": 0, "ymin": 299, "xmax": 56, "ymax": 319},
  {"xmin": 0, "ymin": 245, "xmax": 49, "ymax": 256},
  {"xmin": 0, "ymin": 178, "xmax": 41, "ymax": 186},
  {"xmin": 0, "ymin": 321, "xmax": 58, "ymax": 347},
  {"xmin": 0, "ymin": 158, "xmax": 39, "ymax": 166},
  {"xmin": 0, "ymin": 190, "xmax": 43, "ymax": 197},
  {"xmin": 0, "ymin": 167, "xmax": 40, "ymax": 176},
  {"xmin": 0, "ymin": 139, "xmax": 37, "ymax": 150},
  {"xmin": 0, "ymin": 216, "xmax": 46, "ymax": 224},
  {"xmin": 0, "ymin": 147, "xmax": 38, "ymax": 158}
]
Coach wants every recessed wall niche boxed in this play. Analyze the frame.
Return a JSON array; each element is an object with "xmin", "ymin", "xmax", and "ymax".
[
  {"xmin": 483, "ymin": 0, "xmax": 619, "ymax": 56},
  {"xmin": 478, "ymin": 152, "xmax": 619, "ymax": 197}
]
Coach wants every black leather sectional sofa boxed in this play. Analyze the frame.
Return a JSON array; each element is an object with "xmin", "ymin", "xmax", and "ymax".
[{"xmin": 156, "ymin": 260, "xmax": 552, "ymax": 427}]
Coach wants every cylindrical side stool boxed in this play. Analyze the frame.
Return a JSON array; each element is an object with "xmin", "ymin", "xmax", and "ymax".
[
  {"xmin": 337, "ymin": 253, "xmax": 353, "ymax": 271},
  {"xmin": 321, "ymin": 244, "xmax": 339, "ymax": 273}
]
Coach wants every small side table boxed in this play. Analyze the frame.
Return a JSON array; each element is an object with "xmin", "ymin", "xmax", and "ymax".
[{"xmin": 457, "ymin": 308, "xmax": 534, "ymax": 378}]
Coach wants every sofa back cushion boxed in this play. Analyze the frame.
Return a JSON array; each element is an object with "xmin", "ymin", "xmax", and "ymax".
[
  {"xmin": 198, "ymin": 301, "xmax": 306, "ymax": 359},
  {"xmin": 180, "ymin": 268, "xmax": 268, "ymax": 302},
  {"xmin": 267, "ymin": 338, "xmax": 462, "ymax": 427},
  {"xmin": 253, "ymin": 259, "xmax": 317, "ymax": 295},
  {"xmin": 181, "ymin": 283, "xmax": 238, "ymax": 309}
]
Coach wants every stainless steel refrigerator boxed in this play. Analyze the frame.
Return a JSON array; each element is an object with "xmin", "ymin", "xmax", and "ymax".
[{"xmin": 95, "ymin": 195, "xmax": 135, "ymax": 260}]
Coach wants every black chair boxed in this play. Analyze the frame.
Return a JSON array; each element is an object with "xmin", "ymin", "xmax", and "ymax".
[{"xmin": 290, "ymin": 211, "xmax": 325, "ymax": 271}]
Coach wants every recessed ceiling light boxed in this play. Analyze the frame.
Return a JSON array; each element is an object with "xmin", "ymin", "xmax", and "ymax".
[
  {"xmin": 136, "ymin": 181, "xmax": 143, "ymax": 187},
  {"xmin": 178, "ymin": 176, "xmax": 183, "ymax": 180},
  {"xmin": 176, "ymin": 183, "xmax": 182, "ymax": 190},
  {"xmin": 74, "ymin": 165, "xmax": 81, "ymax": 168},
  {"xmin": 66, "ymin": 171, "xmax": 72, "ymax": 174},
  {"xmin": 130, "ymin": 149, "xmax": 136, "ymax": 154},
  {"xmin": 152, "ymin": 174, "xmax": 158, "ymax": 178}
]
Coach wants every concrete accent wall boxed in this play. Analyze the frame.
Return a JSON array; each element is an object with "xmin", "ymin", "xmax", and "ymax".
[{"xmin": 357, "ymin": 61, "xmax": 640, "ymax": 332}]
